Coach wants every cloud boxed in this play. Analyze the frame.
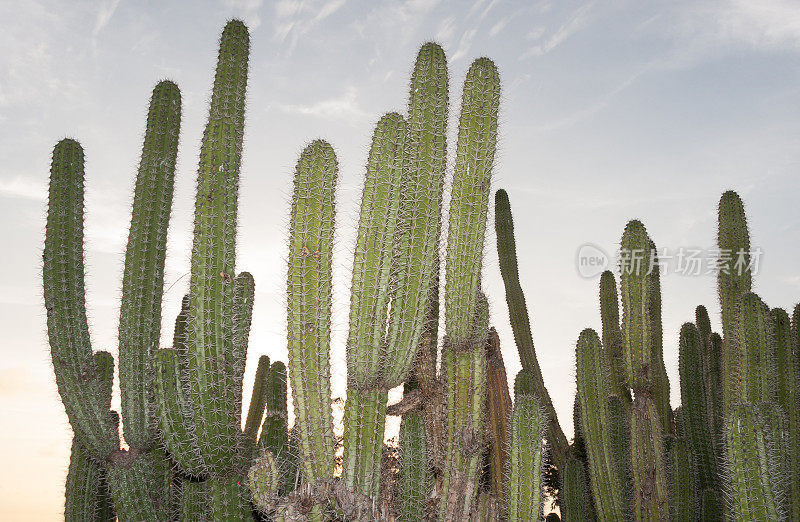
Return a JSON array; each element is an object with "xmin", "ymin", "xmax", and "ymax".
[
  {"xmin": 520, "ymin": 2, "xmax": 594, "ymax": 59},
  {"xmin": 705, "ymin": 0, "xmax": 800, "ymax": 51},
  {"xmin": 450, "ymin": 28, "xmax": 478, "ymax": 63},
  {"xmin": 273, "ymin": 0, "xmax": 346, "ymax": 51},
  {"xmin": 224, "ymin": 0, "xmax": 264, "ymax": 30},
  {"xmin": 0, "ymin": 176, "xmax": 47, "ymax": 201},
  {"xmin": 269, "ymin": 86, "xmax": 369, "ymax": 122},
  {"xmin": 93, "ymin": 0, "xmax": 120, "ymax": 37}
]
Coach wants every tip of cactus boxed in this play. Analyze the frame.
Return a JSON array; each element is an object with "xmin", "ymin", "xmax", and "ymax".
[
  {"xmin": 419, "ymin": 41, "xmax": 445, "ymax": 56},
  {"xmin": 469, "ymin": 56, "xmax": 499, "ymax": 76},
  {"xmin": 223, "ymin": 19, "xmax": 248, "ymax": 34},
  {"xmin": 270, "ymin": 360, "xmax": 286, "ymax": 373},
  {"xmin": 54, "ymin": 138, "xmax": 83, "ymax": 154},
  {"xmin": 495, "ymin": 188, "xmax": 508, "ymax": 203},
  {"xmin": 154, "ymin": 79, "xmax": 180, "ymax": 95}
]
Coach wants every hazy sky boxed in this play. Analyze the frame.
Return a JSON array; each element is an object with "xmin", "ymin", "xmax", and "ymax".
[{"xmin": 2, "ymin": 0, "xmax": 800, "ymax": 518}]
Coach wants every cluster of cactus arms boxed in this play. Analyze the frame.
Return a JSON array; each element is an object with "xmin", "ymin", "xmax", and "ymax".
[
  {"xmin": 497, "ymin": 188, "xmax": 799, "ymax": 521},
  {"xmin": 44, "ymin": 18, "xmax": 800, "ymax": 522}
]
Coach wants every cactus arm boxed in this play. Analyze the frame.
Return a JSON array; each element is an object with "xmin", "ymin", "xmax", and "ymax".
[
  {"xmin": 286, "ymin": 140, "xmax": 337, "ymax": 485},
  {"xmin": 646, "ymin": 243, "xmax": 672, "ymax": 432},
  {"xmin": 117, "ymin": 80, "xmax": 181, "ymax": 450},
  {"xmin": 186, "ymin": 20, "xmax": 249, "ymax": 473},
  {"xmin": 717, "ymin": 191, "xmax": 752, "ymax": 414},
  {"xmin": 44, "ymin": 139, "xmax": 118, "ymax": 460},
  {"xmin": 575, "ymin": 328, "xmax": 626, "ymax": 521},
  {"xmin": 678, "ymin": 323, "xmax": 719, "ymax": 494},
  {"xmin": 667, "ymin": 437, "xmax": 698, "ymax": 521},
  {"xmin": 599, "ymin": 271, "xmax": 630, "ymax": 402},
  {"xmin": 506, "ymin": 387, "xmax": 545, "ymax": 522},
  {"xmin": 341, "ymin": 113, "xmax": 407, "ymax": 498},
  {"xmin": 65, "ymin": 439, "xmax": 112, "ymax": 522},
  {"xmin": 259, "ymin": 362, "xmax": 291, "ymax": 492},
  {"xmin": 494, "ymin": 188, "xmax": 568, "ymax": 467},
  {"xmin": 154, "ymin": 348, "xmax": 205, "ymax": 476},
  {"xmin": 383, "ymin": 42, "xmax": 448, "ymax": 387},
  {"xmin": 244, "ymin": 354, "xmax": 270, "ymax": 444},
  {"xmin": 232, "ymin": 271, "xmax": 255, "ymax": 430},
  {"xmin": 629, "ymin": 394, "xmax": 669, "ymax": 521}
]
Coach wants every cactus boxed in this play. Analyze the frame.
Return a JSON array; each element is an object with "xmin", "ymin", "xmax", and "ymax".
[
  {"xmin": 667, "ymin": 437, "xmax": 698, "ymax": 521},
  {"xmin": 249, "ymin": 450, "xmax": 280, "ymax": 513},
  {"xmin": 723, "ymin": 402, "xmax": 787, "ymax": 520},
  {"xmin": 494, "ymin": 188, "xmax": 569, "ymax": 466},
  {"xmin": 599, "ymin": 271, "xmax": 630, "ymax": 402},
  {"xmin": 575, "ymin": 328, "xmax": 627, "ymax": 521},
  {"xmin": 286, "ymin": 139, "xmax": 338, "ymax": 487},
  {"xmin": 506, "ymin": 381, "xmax": 545, "ymax": 521},
  {"xmin": 677, "ymin": 323, "xmax": 719, "ymax": 498},
  {"xmin": 484, "ymin": 328, "xmax": 512, "ymax": 503},
  {"xmin": 65, "ymin": 439, "xmax": 115, "ymax": 522},
  {"xmin": 774, "ymin": 306, "xmax": 800, "ymax": 520},
  {"xmin": 397, "ymin": 409, "xmax": 429, "ymax": 521},
  {"xmin": 629, "ymin": 394, "xmax": 669, "ymax": 521},
  {"xmin": 244, "ymin": 355, "xmax": 270, "ymax": 444},
  {"xmin": 561, "ymin": 454, "xmax": 597, "ymax": 522},
  {"xmin": 735, "ymin": 292, "xmax": 777, "ymax": 404},
  {"xmin": 717, "ymin": 190, "xmax": 752, "ymax": 414}
]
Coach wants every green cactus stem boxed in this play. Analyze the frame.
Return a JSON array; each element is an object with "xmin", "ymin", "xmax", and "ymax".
[
  {"xmin": 208, "ymin": 474, "xmax": 252, "ymax": 521},
  {"xmin": 629, "ymin": 394, "xmax": 669, "ymax": 521},
  {"xmin": 494, "ymin": 188, "xmax": 569, "ymax": 466},
  {"xmin": 723, "ymin": 402, "xmax": 787, "ymax": 521},
  {"xmin": 599, "ymin": 270, "xmax": 630, "ymax": 402},
  {"xmin": 259, "ymin": 361, "xmax": 291, "ymax": 493},
  {"xmin": 185, "ymin": 19, "xmax": 250, "ymax": 473},
  {"xmin": 106, "ymin": 451, "xmax": 170, "ymax": 521},
  {"xmin": 561, "ymin": 454, "xmax": 597, "ymax": 522},
  {"xmin": 117, "ymin": 80, "xmax": 181, "ymax": 450},
  {"xmin": 178, "ymin": 480, "xmax": 210, "ymax": 522},
  {"xmin": 717, "ymin": 190, "xmax": 752, "ymax": 414},
  {"xmin": 772, "ymin": 307, "xmax": 800, "ymax": 520},
  {"xmin": 244, "ymin": 355, "xmax": 270, "ymax": 444},
  {"xmin": 44, "ymin": 139, "xmax": 118, "ymax": 459},
  {"xmin": 398, "ymin": 410, "xmax": 429, "ymax": 522},
  {"xmin": 575, "ymin": 328, "xmax": 626, "ymax": 521},
  {"xmin": 506, "ymin": 384, "xmax": 545, "ymax": 522},
  {"xmin": 286, "ymin": 140, "xmax": 337, "ymax": 485},
  {"xmin": 65, "ymin": 439, "xmax": 114, "ymax": 522},
  {"xmin": 736, "ymin": 292, "xmax": 776, "ymax": 404},
  {"xmin": 678, "ymin": 322, "xmax": 719, "ymax": 496},
  {"xmin": 249, "ymin": 450, "xmax": 280, "ymax": 514},
  {"xmin": 342, "ymin": 113, "xmax": 408, "ymax": 498},
  {"xmin": 667, "ymin": 437, "xmax": 698, "ymax": 521},
  {"xmin": 232, "ymin": 271, "xmax": 255, "ymax": 432}
]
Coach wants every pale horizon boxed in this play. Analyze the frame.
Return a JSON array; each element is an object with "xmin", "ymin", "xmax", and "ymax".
[{"xmin": 2, "ymin": 0, "xmax": 800, "ymax": 519}]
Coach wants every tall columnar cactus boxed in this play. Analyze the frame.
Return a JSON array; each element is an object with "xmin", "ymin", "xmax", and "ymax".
[
  {"xmin": 439, "ymin": 55, "xmax": 500, "ymax": 520},
  {"xmin": 45, "ymin": 76, "xmax": 182, "ymax": 521},
  {"xmin": 286, "ymin": 139, "xmax": 337, "ymax": 486},
  {"xmin": 717, "ymin": 190, "xmax": 752, "ymax": 414},
  {"xmin": 773, "ymin": 306, "xmax": 800, "ymax": 520},
  {"xmin": 575, "ymin": 328, "xmax": 627, "ymax": 521},
  {"xmin": 494, "ymin": 188, "xmax": 569, "ymax": 466},
  {"xmin": 723, "ymin": 402, "xmax": 788, "ymax": 520},
  {"xmin": 341, "ymin": 112, "xmax": 409, "ymax": 498},
  {"xmin": 185, "ymin": 19, "xmax": 250, "ymax": 475},
  {"xmin": 677, "ymin": 323, "xmax": 719, "ymax": 501},
  {"xmin": 506, "ymin": 378, "xmax": 545, "ymax": 522}
]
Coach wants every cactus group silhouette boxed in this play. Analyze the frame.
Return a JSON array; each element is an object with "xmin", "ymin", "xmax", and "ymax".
[{"xmin": 45, "ymin": 19, "xmax": 799, "ymax": 521}]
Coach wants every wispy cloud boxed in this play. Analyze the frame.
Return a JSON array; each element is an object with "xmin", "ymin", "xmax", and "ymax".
[
  {"xmin": 93, "ymin": 0, "xmax": 120, "ymax": 37},
  {"xmin": 704, "ymin": 0, "xmax": 800, "ymax": 51},
  {"xmin": 520, "ymin": 2, "xmax": 594, "ymax": 59},
  {"xmin": 269, "ymin": 86, "xmax": 369, "ymax": 122},
  {"xmin": 450, "ymin": 28, "xmax": 478, "ymax": 63},
  {"xmin": 224, "ymin": 0, "xmax": 264, "ymax": 30},
  {"xmin": 274, "ymin": 0, "xmax": 346, "ymax": 52},
  {"xmin": 0, "ymin": 176, "xmax": 47, "ymax": 201}
]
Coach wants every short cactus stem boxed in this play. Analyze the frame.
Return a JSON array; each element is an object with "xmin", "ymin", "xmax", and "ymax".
[
  {"xmin": 506, "ymin": 387, "xmax": 545, "ymax": 522},
  {"xmin": 736, "ymin": 292, "xmax": 777, "ymax": 404},
  {"xmin": 599, "ymin": 270, "xmax": 629, "ymax": 402},
  {"xmin": 249, "ymin": 450, "xmax": 280, "ymax": 514},
  {"xmin": 244, "ymin": 355, "xmax": 270, "ymax": 444},
  {"xmin": 485, "ymin": 328, "xmax": 512, "ymax": 503},
  {"xmin": 106, "ymin": 450, "xmax": 170, "ymax": 521},
  {"xmin": 341, "ymin": 387, "xmax": 388, "ymax": 498},
  {"xmin": 286, "ymin": 140, "xmax": 337, "ymax": 485},
  {"xmin": 65, "ymin": 439, "xmax": 114, "ymax": 522},
  {"xmin": 398, "ymin": 410, "xmax": 429, "ymax": 522},
  {"xmin": 208, "ymin": 474, "xmax": 253, "ymax": 521}
]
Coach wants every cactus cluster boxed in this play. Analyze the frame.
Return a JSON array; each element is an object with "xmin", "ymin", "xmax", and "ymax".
[{"xmin": 45, "ymin": 17, "xmax": 799, "ymax": 522}]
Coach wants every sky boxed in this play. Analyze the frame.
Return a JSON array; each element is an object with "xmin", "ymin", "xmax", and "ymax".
[{"xmin": 2, "ymin": 0, "xmax": 800, "ymax": 518}]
